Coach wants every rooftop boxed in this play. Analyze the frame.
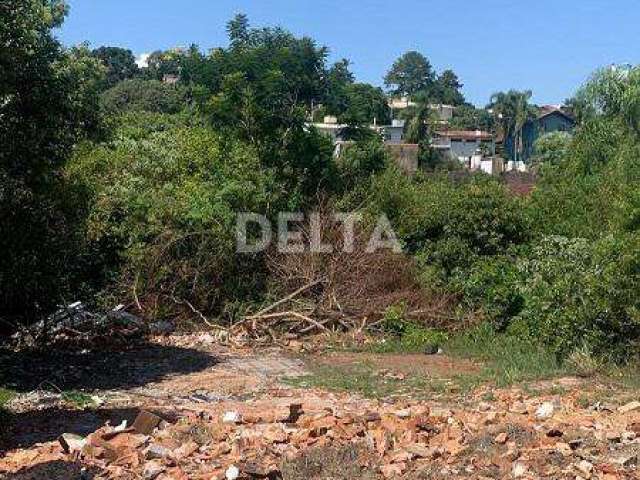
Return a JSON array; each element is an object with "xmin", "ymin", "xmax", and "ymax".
[{"xmin": 434, "ymin": 129, "xmax": 493, "ymax": 141}]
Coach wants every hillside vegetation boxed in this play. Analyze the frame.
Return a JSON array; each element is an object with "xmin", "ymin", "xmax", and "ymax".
[{"xmin": 2, "ymin": 3, "xmax": 640, "ymax": 367}]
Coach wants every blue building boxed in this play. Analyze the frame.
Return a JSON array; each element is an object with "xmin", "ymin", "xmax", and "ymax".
[{"xmin": 504, "ymin": 107, "xmax": 575, "ymax": 162}]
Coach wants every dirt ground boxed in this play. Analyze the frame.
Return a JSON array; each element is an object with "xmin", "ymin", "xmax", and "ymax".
[{"xmin": 1, "ymin": 334, "xmax": 640, "ymax": 479}]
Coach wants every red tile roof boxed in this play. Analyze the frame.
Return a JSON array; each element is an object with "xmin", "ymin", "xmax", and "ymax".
[{"xmin": 434, "ymin": 130, "xmax": 493, "ymax": 141}]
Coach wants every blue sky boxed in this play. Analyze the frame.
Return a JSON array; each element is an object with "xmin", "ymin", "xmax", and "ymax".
[{"xmin": 57, "ymin": 0, "xmax": 639, "ymax": 106}]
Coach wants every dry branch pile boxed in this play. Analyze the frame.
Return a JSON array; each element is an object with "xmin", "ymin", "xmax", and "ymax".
[{"xmin": 231, "ymin": 217, "xmax": 458, "ymax": 341}]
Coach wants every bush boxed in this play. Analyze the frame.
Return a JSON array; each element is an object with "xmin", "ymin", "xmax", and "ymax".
[
  {"xmin": 335, "ymin": 138, "xmax": 388, "ymax": 193},
  {"xmin": 513, "ymin": 235, "xmax": 640, "ymax": 360},
  {"xmin": 0, "ymin": 175, "xmax": 92, "ymax": 326},
  {"xmin": 450, "ymin": 255, "xmax": 524, "ymax": 329},
  {"xmin": 67, "ymin": 124, "xmax": 278, "ymax": 322},
  {"xmin": 532, "ymin": 131, "xmax": 572, "ymax": 167}
]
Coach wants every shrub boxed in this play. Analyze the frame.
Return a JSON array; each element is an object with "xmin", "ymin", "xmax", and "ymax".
[
  {"xmin": 532, "ymin": 131, "xmax": 572, "ymax": 167},
  {"xmin": 451, "ymin": 255, "xmax": 524, "ymax": 330},
  {"xmin": 512, "ymin": 235, "xmax": 640, "ymax": 360},
  {"xmin": 67, "ymin": 125, "xmax": 277, "ymax": 322}
]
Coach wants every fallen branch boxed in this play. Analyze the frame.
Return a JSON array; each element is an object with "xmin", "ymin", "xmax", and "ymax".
[
  {"xmin": 171, "ymin": 296, "xmax": 226, "ymax": 330},
  {"xmin": 247, "ymin": 279, "xmax": 324, "ymax": 319}
]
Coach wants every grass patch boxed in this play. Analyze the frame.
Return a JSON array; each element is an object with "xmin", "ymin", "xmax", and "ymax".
[
  {"xmin": 0, "ymin": 387, "xmax": 17, "ymax": 438},
  {"xmin": 444, "ymin": 323, "xmax": 571, "ymax": 387},
  {"xmin": 0, "ymin": 387, "xmax": 16, "ymax": 408},
  {"xmin": 281, "ymin": 443, "xmax": 379, "ymax": 480},
  {"xmin": 61, "ymin": 390, "xmax": 96, "ymax": 408},
  {"xmin": 285, "ymin": 361, "xmax": 451, "ymax": 400}
]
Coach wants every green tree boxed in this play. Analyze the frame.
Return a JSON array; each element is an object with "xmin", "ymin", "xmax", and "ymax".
[
  {"xmin": 1, "ymin": 0, "xmax": 106, "ymax": 324},
  {"xmin": 449, "ymin": 104, "xmax": 494, "ymax": 131},
  {"xmin": 399, "ymin": 91, "xmax": 434, "ymax": 143},
  {"xmin": 489, "ymin": 90, "xmax": 535, "ymax": 162},
  {"xmin": 101, "ymin": 78, "xmax": 187, "ymax": 114},
  {"xmin": 340, "ymin": 83, "xmax": 390, "ymax": 127},
  {"xmin": 323, "ymin": 58, "xmax": 355, "ymax": 116},
  {"xmin": 384, "ymin": 51, "xmax": 435, "ymax": 97},
  {"xmin": 572, "ymin": 65, "xmax": 640, "ymax": 136},
  {"xmin": 91, "ymin": 46, "xmax": 139, "ymax": 88},
  {"xmin": 144, "ymin": 49, "xmax": 183, "ymax": 80},
  {"xmin": 432, "ymin": 69, "xmax": 465, "ymax": 106},
  {"xmin": 208, "ymin": 16, "xmax": 335, "ymax": 200},
  {"xmin": 532, "ymin": 131, "xmax": 572, "ymax": 167},
  {"xmin": 226, "ymin": 13, "xmax": 250, "ymax": 48}
]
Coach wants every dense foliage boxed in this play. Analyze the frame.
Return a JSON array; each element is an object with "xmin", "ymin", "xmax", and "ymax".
[
  {"xmin": 3, "ymin": 4, "xmax": 640, "ymax": 365},
  {"xmin": 1, "ymin": 1, "xmax": 105, "ymax": 324}
]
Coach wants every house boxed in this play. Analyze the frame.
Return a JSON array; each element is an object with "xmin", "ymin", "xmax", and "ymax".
[
  {"xmin": 388, "ymin": 97, "xmax": 454, "ymax": 122},
  {"xmin": 309, "ymin": 116, "xmax": 406, "ymax": 144},
  {"xmin": 374, "ymin": 119, "xmax": 405, "ymax": 144},
  {"xmin": 429, "ymin": 104, "xmax": 454, "ymax": 122},
  {"xmin": 432, "ymin": 129, "xmax": 495, "ymax": 163},
  {"xmin": 504, "ymin": 106, "xmax": 575, "ymax": 162}
]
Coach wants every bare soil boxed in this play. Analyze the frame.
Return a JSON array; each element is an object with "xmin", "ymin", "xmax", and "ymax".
[{"xmin": 1, "ymin": 334, "xmax": 639, "ymax": 480}]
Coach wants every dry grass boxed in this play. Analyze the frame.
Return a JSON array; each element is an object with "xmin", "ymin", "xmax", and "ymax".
[{"xmin": 281, "ymin": 443, "xmax": 380, "ymax": 480}]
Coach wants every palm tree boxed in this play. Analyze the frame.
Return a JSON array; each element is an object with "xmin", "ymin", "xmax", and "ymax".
[
  {"xmin": 489, "ymin": 90, "xmax": 534, "ymax": 163},
  {"xmin": 400, "ymin": 91, "xmax": 435, "ymax": 144}
]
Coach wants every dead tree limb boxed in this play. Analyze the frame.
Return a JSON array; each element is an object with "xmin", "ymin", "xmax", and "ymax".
[{"xmin": 246, "ymin": 279, "xmax": 324, "ymax": 319}]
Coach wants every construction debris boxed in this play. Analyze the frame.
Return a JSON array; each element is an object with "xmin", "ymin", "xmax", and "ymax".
[
  {"xmin": 4, "ymin": 384, "xmax": 640, "ymax": 479},
  {"xmin": 10, "ymin": 302, "xmax": 149, "ymax": 348}
]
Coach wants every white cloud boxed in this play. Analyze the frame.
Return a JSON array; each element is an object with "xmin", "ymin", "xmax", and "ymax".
[{"xmin": 135, "ymin": 53, "xmax": 150, "ymax": 69}]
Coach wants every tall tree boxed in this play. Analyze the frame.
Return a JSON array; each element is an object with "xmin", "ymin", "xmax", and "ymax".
[
  {"xmin": 489, "ymin": 90, "xmax": 535, "ymax": 162},
  {"xmin": 91, "ymin": 46, "xmax": 139, "ymax": 88},
  {"xmin": 208, "ymin": 15, "xmax": 334, "ymax": 200},
  {"xmin": 433, "ymin": 69, "xmax": 465, "ymax": 105},
  {"xmin": 449, "ymin": 104, "xmax": 494, "ymax": 131},
  {"xmin": 341, "ymin": 83, "xmax": 390, "ymax": 125},
  {"xmin": 399, "ymin": 91, "xmax": 435, "ymax": 143},
  {"xmin": 144, "ymin": 49, "xmax": 183, "ymax": 80},
  {"xmin": 1, "ymin": 0, "xmax": 106, "ymax": 323},
  {"xmin": 384, "ymin": 51, "xmax": 435, "ymax": 97},
  {"xmin": 226, "ymin": 13, "xmax": 250, "ymax": 48},
  {"xmin": 323, "ymin": 59, "xmax": 354, "ymax": 116}
]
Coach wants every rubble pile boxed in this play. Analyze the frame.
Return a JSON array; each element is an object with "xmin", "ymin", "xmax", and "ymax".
[
  {"xmin": 3, "ymin": 387, "xmax": 640, "ymax": 479},
  {"xmin": 8, "ymin": 302, "xmax": 175, "ymax": 349}
]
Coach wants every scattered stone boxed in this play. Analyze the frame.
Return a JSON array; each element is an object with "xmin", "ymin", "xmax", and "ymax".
[
  {"xmin": 494, "ymin": 432, "xmax": 508, "ymax": 444},
  {"xmin": 575, "ymin": 459, "xmax": 593, "ymax": 476},
  {"xmin": 618, "ymin": 401, "xmax": 640, "ymax": 414},
  {"xmin": 612, "ymin": 453, "xmax": 638, "ymax": 467},
  {"xmin": 143, "ymin": 460, "xmax": 165, "ymax": 480},
  {"xmin": 113, "ymin": 420, "xmax": 128, "ymax": 432},
  {"xmin": 225, "ymin": 464, "xmax": 240, "ymax": 480},
  {"xmin": 605, "ymin": 431, "xmax": 621, "ymax": 442},
  {"xmin": 144, "ymin": 444, "xmax": 173, "ymax": 460},
  {"xmin": 58, "ymin": 433, "xmax": 86, "ymax": 454},
  {"xmin": 405, "ymin": 443, "xmax": 440, "ymax": 459},
  {"xmin": 149, "ymin": 320, "xmax": 175, "ymax": 335},
  {"xmin": 132, "ymin": 410, "xmax": 164, "ymax": 435},
  {"xmin": 222, "ymin": 411, "xmax": 242, "ymax": 424},
  {"xmin": 509, "ymin": 402, "xmax": 528, "ymax": 414},
  {"xmin": 484, "ymin": 411, "xmax": 499, "ymax": 424},
  {"xmin": 512, "ymin": 462, "xmax": 527, "ymax": 478},
  {"xmin": 535, "ymin": 402, "xmax": 555, "ymax": 420},
  {"xmin": 394, "ymin": 408, "xmax": 411, "ymax": 419},
  {"xmin": 621, "ymin": 431, "xmax": 636, "ymax": 443}
]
